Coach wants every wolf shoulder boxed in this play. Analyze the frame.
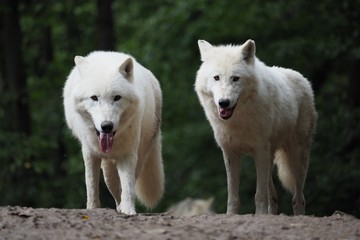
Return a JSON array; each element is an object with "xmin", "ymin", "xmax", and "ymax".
[{"xmin": 267, "ymin": 65, "xmax": 314, "ymax": 97}]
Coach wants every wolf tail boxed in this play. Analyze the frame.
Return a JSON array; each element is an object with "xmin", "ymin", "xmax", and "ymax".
[
  {"xmin": 135, "ymin": 134, "xmax": 164, "ymax": 209},
  {"xmin": 275, "ymin": 149, "xmax": 296, "ymax": 193}
]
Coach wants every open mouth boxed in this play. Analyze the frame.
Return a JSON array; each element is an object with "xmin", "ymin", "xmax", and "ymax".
[
  {"xmin": 95, "ymin": 129, "xmax": 116, "ymax": 153},
  {"xmin": 218, "ymin": 105, "xmax": 236, "ymax": 120}
]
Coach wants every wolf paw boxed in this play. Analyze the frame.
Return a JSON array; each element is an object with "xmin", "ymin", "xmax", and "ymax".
[{"xmin": 117, "ymin": 202, "xmax": 136, "ymax": 215}]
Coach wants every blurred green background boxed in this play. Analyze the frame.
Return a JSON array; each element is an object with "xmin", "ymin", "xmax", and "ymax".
[{"xmin": 0, "ymin": 0, "xmax": 359, "ymax": 217}]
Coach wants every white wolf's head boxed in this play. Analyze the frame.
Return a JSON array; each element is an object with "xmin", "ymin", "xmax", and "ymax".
[
  {"xmin": 196, "ymin": 39, "xmax": 257, "ymax": 120},
  {"xmin": 73, "ymin": 54, "xmax": 139, "ymax": 153}
]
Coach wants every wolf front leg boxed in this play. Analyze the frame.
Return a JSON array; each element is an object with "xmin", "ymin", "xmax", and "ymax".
[
  {"xmin": 117, "ymin": 154, "xmax": 137, "ymax": 215},
  {"xmin": 223, "ymin": 148, "xmax": 241, "ymax": 214},
  {"xmin": 83, "ymin": 150, "xmax": 101, "ymax": 209},
  {"xmin": 102, "ymin": 160, "xmax": 121, "ymax": 207},
  {"xmin": 254, "ymin": 145, "xmax": 271, "ymax": 214}
]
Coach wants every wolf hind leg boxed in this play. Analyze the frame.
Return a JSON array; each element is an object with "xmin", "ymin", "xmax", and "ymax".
[
  {"xmin": 135, "ymin": 134, "xmax": 164, "ymax": 209},
  {"xmin": 276, "ymin": 145, "xmax": 309, "ymax": 215},
  {"xmin": 291, "ymin": 147, "xmax": 308, "ymax": 215},
  {"xmin": 101, "ymin": 160, "xmax": 121, "ymax": 207},
  {"xmin": 268, "ymin": 157, "xmax": 278, "ymax": 214}
]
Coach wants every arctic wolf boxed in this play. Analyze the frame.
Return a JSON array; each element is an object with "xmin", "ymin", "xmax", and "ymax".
[
  {"xmin": 63, "ymin": 51, "xmax": 164, "ymax": 215},
  {"xmin": 195, "ymin": 39, "xmax": 317, "ymax": 215},
  {"xmin": 167, "ymin": 197, "xmax": 214, "ymax": 217}
]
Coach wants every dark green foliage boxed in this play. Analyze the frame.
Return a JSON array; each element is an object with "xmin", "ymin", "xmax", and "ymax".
[{"xmin": 0, "ymin": 0, "xmax": 359, "ymax": 217}]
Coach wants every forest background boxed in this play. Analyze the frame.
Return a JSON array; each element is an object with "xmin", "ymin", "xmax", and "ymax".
[{"xmin": 0, "ymin": 0, "xmax": 359, "ymax": 217}]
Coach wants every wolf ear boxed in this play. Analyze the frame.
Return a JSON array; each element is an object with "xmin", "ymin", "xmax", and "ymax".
[
  {"xmin": 198, "ymin": 40, "xmax": 213, "ymax": 61},
  {"xmin": 242, "ymin": 39, "xmax": 256, "ymax": 64},
  {"xmin": 74, "ymin": 56, "xmax": 87, "ymax": 66},
  {"xmin": 119, "ymin": 57, "xmax": 134, "ymax": 81},
  {"xmin": 74, "ymin": 56, "xmax": 88, "ymax": 77}
]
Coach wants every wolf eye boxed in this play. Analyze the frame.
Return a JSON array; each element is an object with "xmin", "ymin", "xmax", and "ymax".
[
  {"xmin": 214, "ymin": 75, "xmax": 220, "ymax": 81},
  {"xmin": 114, "ymin": 95, "xmax": 122, "ymax": 101},
  {"xmin": 233, "ymin": 76, "xmax": 240, "ymax": 82},
  {"xmin": 90, "ymin": 95, "xmax": 98, "ymax": 101}
]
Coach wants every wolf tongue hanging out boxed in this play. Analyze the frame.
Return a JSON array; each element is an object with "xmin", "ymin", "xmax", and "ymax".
[
  {"xmin": 96, "ymin": 121, "xmax": 115, "ymax": 153},
  {"xmin": 99, "ymin": 132, "xmax": 114, "ymax": 153}
]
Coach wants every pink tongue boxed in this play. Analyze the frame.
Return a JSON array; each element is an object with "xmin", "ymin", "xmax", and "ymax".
[
  {"xmin": 99, "ymin": 132, "xmax": 114, "ymax": 153},
  {"xmin": 219, "ymin": 108, "xmax": 232, "ymax": 118}
]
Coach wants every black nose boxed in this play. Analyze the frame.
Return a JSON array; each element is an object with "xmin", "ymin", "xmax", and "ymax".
[
  {"xmin": 219, "ymin": 99, "xmax": 230, "ymax": 108},
  {"xmin": 101, "ymin": 121, "xmax": 113, "ymax": 133}
]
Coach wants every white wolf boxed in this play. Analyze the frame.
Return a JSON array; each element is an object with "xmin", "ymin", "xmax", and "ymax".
[
  {"xmin": 167, "ymin": 197, "xmax": 214, "ymax": 217},
  {"xmin": 63, "ymin": 51, "xmax": 164, "ymax": 215},
  {"xmin": 195, "ymin": 39, "xmax": 317, "ymax": 215}
]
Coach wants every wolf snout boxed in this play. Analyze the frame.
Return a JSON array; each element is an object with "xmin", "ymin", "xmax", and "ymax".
[
  {"xmin": 218, "ymin": 99, "xmax": 236, "ymax": 120},
  {"xmin": 101, "ymin": 121, "xmax": 114, "ymax": 133},
  {"xmin": 218, "ymin": 99, "xmax": 230, "ymax": 108}
]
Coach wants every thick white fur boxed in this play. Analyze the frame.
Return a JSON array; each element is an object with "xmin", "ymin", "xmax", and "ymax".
[
  {"xmin": 63, "ymin": 51, "xmax": 164, "ymax": 215},
  {"xmin": 195, "ymin": 40, "xmax": 317, "ymax": 215}
]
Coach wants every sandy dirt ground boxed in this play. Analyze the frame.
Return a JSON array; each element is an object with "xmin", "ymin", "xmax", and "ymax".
[{"xmin": 0, "ymin": 206, "xmax": 359, "ymax": 240}]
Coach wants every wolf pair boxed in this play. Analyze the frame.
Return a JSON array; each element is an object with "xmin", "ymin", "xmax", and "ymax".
[{"xmin": 63, "ymin": 39, "xmax": 317, "ymax": 215}]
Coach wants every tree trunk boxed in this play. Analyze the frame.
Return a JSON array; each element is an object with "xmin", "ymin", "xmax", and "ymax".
[
  {"xmin": 348, "ymin": 59, "xmax": 360, "ymax": 107},
  {"xmin": 1, "ymin": 0, "xmax": 31, "ymax": 134},
  {"xmin": 96, "ymin": 0, "xmax": 115, "ymax": 50}
]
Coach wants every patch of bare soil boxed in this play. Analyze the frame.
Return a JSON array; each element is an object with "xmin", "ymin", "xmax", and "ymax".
[{"xmin": 0, "ymin": 206, "xmax": 359, "ymax": 240}]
